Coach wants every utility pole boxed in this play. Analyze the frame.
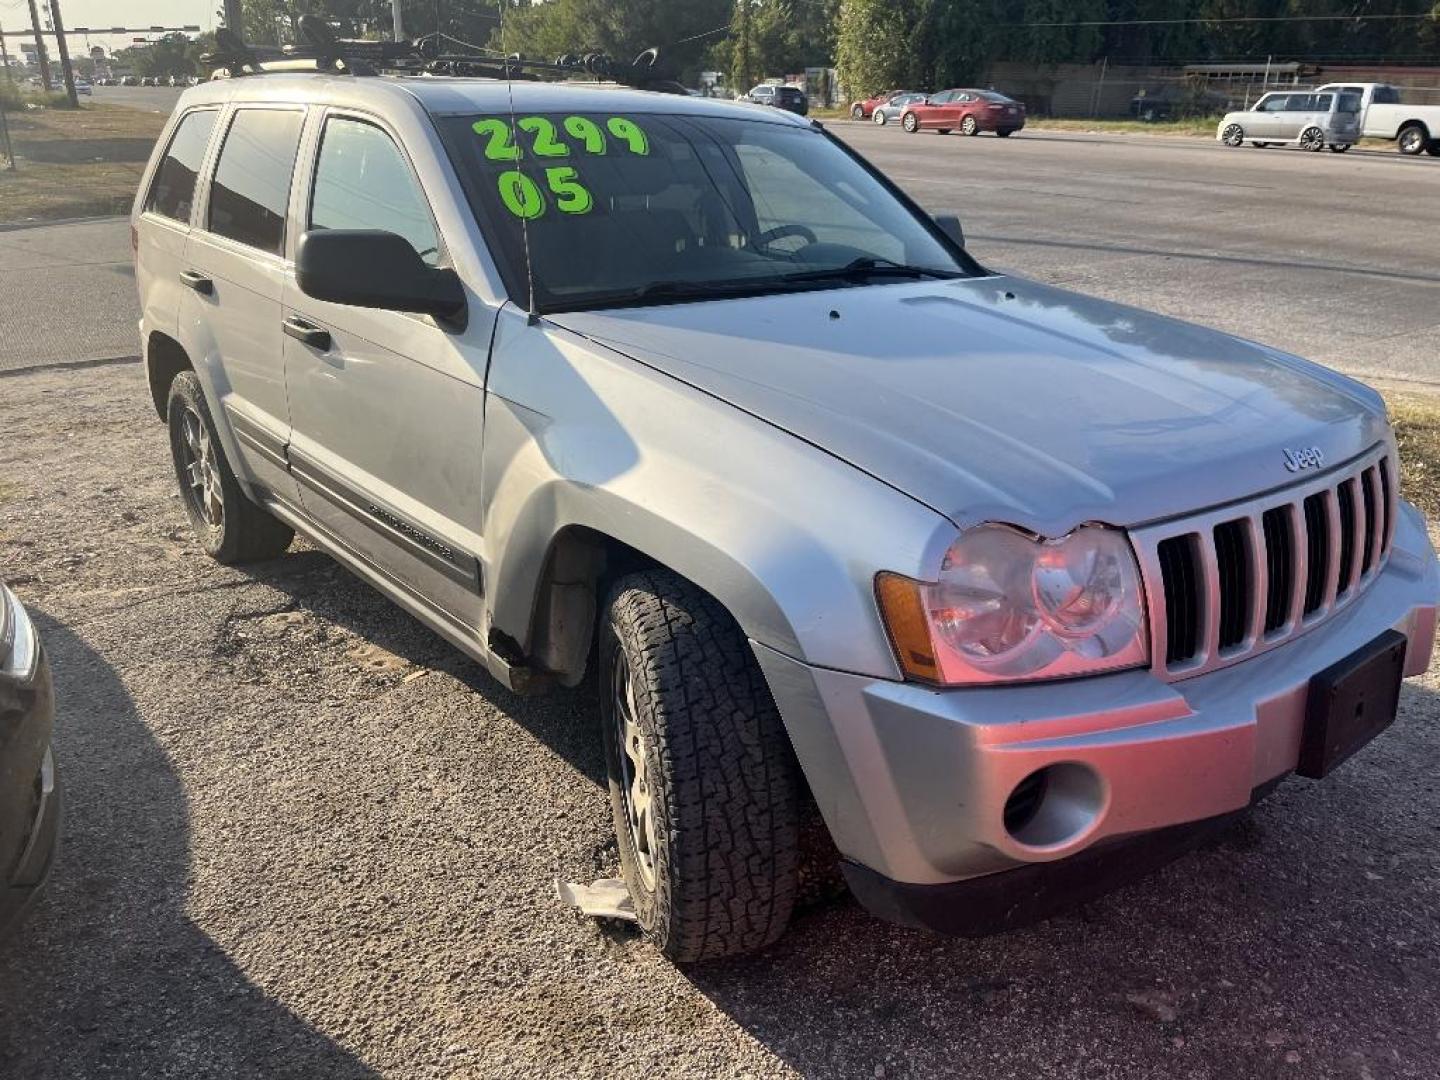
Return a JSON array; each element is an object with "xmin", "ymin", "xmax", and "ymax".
[
  {"xmin": 392, "ymin": 0, "xmax": 404, "ymax": 42},
  {"xmin": 0, "ymin": 18, "xmax": 15, "ymax": 170},
  {"xmin": 222, "ymin": 0, "xmax": 244, "ymax": 37},
  {"xmin": 47, "ymin": 0, "xmax": 76, "ymax": 107},
  {"xmin": 25, "ymin": 0, "xmax": 51, "ymax": 90}
]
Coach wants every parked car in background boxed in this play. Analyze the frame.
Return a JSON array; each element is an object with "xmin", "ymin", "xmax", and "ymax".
[
  {"xmin": 140, "ymin": 76, "xmax": 156, "ymax": 87},
  {"xmin": 872, "ymin": 92, "xmax": 928, "ymax": 126},
  {"xmin": 1316, "ymin": 82, "xmax": 1440, "ymax": 155},
  {"xmin": 850, "ymin": 90, "xmax": 905, "ymax": 120},
  {"xmin": 120, "ymin": 75, "xmax": 139, "ymax": 86},
  {"xmin": 747, "ymin": 83, "xmax": 808, "ymax": 115},
  {"xmin": 0, "ymin": 582, "xmax": 60, "ymax": 937},
  {"xmin": 73, "ymin": 79, "xmax": 92, "ymax": 96},
  {"xmin": 1218, "ymin": 90, "xmax": 1360, "ymax": 152},
  {"xmin": 901, "ymin": 89, "xmax": 1026, "ymax": 136}
]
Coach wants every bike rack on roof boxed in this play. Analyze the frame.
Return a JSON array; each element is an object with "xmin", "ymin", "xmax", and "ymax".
[{"xmin": 201, "ymin": 16, "xmax": 686, "ymax": 94}]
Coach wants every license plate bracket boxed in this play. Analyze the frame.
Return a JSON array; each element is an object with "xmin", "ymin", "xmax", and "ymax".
[{"xmin": 1298, "ymin": 629, "xmax": 1407, "ymax": 779}]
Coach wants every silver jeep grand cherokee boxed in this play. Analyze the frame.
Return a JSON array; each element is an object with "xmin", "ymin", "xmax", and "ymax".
[{"xmin": 132, "ymin": 69, "xmax": 1439, "ymax": 962}]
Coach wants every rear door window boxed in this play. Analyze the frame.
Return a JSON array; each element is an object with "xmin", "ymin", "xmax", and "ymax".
[
  {"xmin": 207, "ymin": 108, "xmax": 305, "ymax": 256},
  {"xmin": 147, "ymin": 109, "xmax": 218, "ymax": 224},
  {"xmin": 1374, "ymin": 85, "xmax": 1401, "ymax": 104}
]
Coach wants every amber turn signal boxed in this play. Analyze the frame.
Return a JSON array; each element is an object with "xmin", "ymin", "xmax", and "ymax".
[{"xmin": 875, "ymin": 572, "xmax": 940, "ymax": 683}]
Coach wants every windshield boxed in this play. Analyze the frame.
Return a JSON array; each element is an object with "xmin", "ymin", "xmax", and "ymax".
[{"xmin": 438, "ymin": 111, "xmax": 975, "ymax": 313}]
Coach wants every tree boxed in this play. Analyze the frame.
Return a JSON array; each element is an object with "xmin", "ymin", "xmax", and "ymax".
[
  {"xmin": 730, "ymin": 0, "xmax": 754, "ymax": 91},
  {"xmin": 836, "ymin": 0, "xmax": 915, "ymax": 98}
]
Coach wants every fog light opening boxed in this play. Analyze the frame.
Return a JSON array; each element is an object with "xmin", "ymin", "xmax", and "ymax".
[{"xmin": 1003, "ymin": 763, "xmax": 1104, "ymax": 849}]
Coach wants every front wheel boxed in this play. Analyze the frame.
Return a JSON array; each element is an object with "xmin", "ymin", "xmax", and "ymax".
[
  {"xmin": 1398, "ymin": 123, "xmax": 1428, "ymax": 155},
  {"xmin": 599, "ymin": 571, "xmax": 799, "ymax": 963},
  {"xmin": 850, "ymin": 104, "xmax": 864, "ymax": 120},
  {"xmin": 1299, "ymin": 126, "xmax": 1325, "ymax": 152},
  {"xmin": 901, "ymin": 112, "xmax": 919, "ymax": 133},
  {"xmin": 1221, "ymin": 123, "xmax": 1244, "ymax": 147},
  {"xmin": 960, "ymin": 115, "xmax": 979, "ymax": 136},
  {"xmin": 167, "ymin": 371, "xmax": 293, "ymax": 564}
]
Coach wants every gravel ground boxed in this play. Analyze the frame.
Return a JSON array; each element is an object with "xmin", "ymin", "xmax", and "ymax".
[{"xmin": 1, "ymin": 362, "xmax": 1439, "ymax": 1079}]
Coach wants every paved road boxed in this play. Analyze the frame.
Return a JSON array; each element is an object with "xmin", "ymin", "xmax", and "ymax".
[
  {"xmin": 4, "ymin": 121, "xmax": 1438, "ymax": 389},
  {"xmin": 2, "ymin": 361, "xmax": 1439, "ymax": 1079}
]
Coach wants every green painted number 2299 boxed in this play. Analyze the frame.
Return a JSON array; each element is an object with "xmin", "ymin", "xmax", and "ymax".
[{"xmin": 496, "ymin": 166, "xmax": 595, "ymax": 220}]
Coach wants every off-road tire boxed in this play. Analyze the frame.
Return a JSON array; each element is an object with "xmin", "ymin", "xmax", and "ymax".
[
  {"xmin": 167, "ymin": 371, "xmax": 293, "ymax": 564},
  {"xmin": 598, "ymin": 570, "xmax": 799, "ymax": 963}
]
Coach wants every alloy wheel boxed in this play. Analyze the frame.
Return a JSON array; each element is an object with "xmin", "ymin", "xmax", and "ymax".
[
  {"xmin": 962, "ymin": 115, "xmax": 978, "ymax": 135},
  {"xmin": 1222, "ymin": 123, "xmax": 1244, "ymax": 147},
  {"xmin": 1299, "ymin": 126, "xmax": 1324, "ymax": 152},
  {"xmin": 1399, "ymin": 126, "xmax": 1424, "ymax": 154},
  {"xmin": 902, "ymin": 112, "xmax": 918, "ymax": 132},
  {"xmin": 179, "ymin": 407, "xmax": 224, "ymax": 528},
  {"xmin": 611, "ymin": 647, "xmax": 658, "ymax": 890}
]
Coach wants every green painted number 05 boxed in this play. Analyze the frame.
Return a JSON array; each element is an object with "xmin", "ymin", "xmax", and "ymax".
[{"xmin": 496, "ymin": 167, "xmax": 595, "ymax": 219}]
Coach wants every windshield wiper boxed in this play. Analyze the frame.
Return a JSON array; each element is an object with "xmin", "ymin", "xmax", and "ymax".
[{"xmin": 774, "ymin": 257, "xmax": 962, "ymax": 284}]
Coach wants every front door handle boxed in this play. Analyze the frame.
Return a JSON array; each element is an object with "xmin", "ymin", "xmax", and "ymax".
[
  {"xmin": 282, "ymin": 316, "xmax": 331, "ymax": 352},
  {"xmin": 179, "ymin": 269, "xmax": 213, "ymax": 295}
]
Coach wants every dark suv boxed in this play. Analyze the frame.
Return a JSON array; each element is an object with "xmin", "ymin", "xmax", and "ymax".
[{"xmin": 747, "ymin": 83, "xmax": 807, "ymax": 116}]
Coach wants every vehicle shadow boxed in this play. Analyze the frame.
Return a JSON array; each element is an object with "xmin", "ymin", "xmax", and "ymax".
[
  {"xmin": 685, "ymin": 679, "xmax": 1440, "ymax": 1079},
  {"xmin": 0, "ymin": 611, "xmax": 377, "ymax": 1079}
]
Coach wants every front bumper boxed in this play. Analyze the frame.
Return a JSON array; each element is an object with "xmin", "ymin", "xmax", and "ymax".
[
  {"xmin": 0, "ymin": 645, "xmax": 61, "ymax": 937},
  {"xmin": 755, "ymin": 501, "xmax": 1438, "ymax": 929}
]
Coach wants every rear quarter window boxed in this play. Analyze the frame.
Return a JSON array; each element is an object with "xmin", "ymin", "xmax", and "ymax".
[{"xmin": 147, "ymin": 109, "xmax": 219, "ymax": 224}]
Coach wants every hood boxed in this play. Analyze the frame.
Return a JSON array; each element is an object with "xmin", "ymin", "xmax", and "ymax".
[{"xmin": 550, "ymin": 276, "xmax": 1388, "ymax": 536}]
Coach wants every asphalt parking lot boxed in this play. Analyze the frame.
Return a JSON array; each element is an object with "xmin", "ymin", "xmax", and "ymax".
[{"xmin": 2, "ymin": 123, "xmax": 1440, "ymax": 1078}]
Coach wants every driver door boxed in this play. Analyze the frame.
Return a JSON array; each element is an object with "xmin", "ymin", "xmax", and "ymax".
[{"xmin": 282, "ymin": 110, "xmax": 492, "ymax": 628}]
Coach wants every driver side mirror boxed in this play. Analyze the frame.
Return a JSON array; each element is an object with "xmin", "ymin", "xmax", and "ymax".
[
  {"xmin": 933, "ymin": 212, "xmax": 965, "ymax": 249},
  {"xmin": 296, "ymin": 229, "xmax": 467, "ymax": 327}
]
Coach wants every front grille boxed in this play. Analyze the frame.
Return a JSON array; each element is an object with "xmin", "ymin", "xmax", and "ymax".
[{"xmin": 1134, "ymin": 448, "xmax": 1395, "ymax": 678}]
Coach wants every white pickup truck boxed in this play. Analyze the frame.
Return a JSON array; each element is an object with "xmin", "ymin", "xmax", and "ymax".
[{"xmin": 1317, "ymin": 82, "xmax": 1440, "ymax": 155}]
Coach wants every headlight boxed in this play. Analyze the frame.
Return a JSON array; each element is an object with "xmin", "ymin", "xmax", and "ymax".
[
  {"xmin": 876, "ymin": 524, "xmax": 1148, "ymax": 685},
  {"xmin": 0, "ymin": 583, "xmax": 39, "ymax": 683}
]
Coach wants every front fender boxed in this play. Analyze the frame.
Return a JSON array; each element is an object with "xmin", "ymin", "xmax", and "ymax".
[{"xmin": 480, "ymin": 310, "xmax": 954, "ymax": 680}]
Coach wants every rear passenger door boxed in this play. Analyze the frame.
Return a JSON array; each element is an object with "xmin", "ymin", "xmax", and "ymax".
[
  {"xmin": 185, "ymin": 105, "xmax": 307, "ymax": 504},
  {"xmin": 281, "ymin": 110, "xmax": 487, "ymax": 630}
]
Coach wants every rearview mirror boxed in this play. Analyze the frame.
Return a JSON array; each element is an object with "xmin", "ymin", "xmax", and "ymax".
[
  {"xmin": 296, "ymin": 229, "xmax": 467, "ymax": 325},
  {"xmin": 933, "ymin": 212, "xmax": 965, "ymax": 248}
]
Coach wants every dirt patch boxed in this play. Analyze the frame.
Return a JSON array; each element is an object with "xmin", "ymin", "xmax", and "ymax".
[{"xmin": 0, "ymin": 105, "xmax": 165, "ymax": 224}]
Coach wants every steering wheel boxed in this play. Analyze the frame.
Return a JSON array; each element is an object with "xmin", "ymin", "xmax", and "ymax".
[{"xmin": 755, "ymin": 224, "xmax": 818, "ymax": 254}]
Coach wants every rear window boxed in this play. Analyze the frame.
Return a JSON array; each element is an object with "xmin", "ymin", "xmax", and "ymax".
[
  {"xmin": 147, "ymin": 109, "xmax": 218, "ymax": 224},
  {"xmin": 207, "ymin": 108, "xmax": 305, "ymax": 256},
  {"xmin": 979, "ymin": 92, "xmax": 1017, "ymax": 104},
  {"xmin": 1374, "ymin": 85, "xmax": 1402, "ymax": 104},
  {"xmin": 775, "ymin": 87, "xmax": 804, "ymax": 101},
  {"xmin": 1338, "ymin": 93, "xmax": 1361, "ymax": 114}
]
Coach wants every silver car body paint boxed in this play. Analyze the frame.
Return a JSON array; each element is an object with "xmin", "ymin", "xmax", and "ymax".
[{"xmin": 133, "ymin": 75, "xmax": 1440, "ymax": 894}]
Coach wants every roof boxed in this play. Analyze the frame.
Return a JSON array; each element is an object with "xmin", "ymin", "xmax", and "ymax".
[{"xmin": 178, "ymin": 72, "xmax": 809, "ymax": 127}]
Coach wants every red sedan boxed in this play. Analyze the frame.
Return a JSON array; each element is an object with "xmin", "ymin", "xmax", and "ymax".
[
  {"xmin": 900, "ymin": 89, "xmax": 1026, "ymax": 137},
  {"xmin": 849, "ymin": 90, "xmax": 910, "ymax": 120}
]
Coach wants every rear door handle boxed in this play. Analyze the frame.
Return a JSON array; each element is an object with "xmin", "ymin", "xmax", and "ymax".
[
  {"xmin": 282, "ymin": 316, "xmax": 331, "ymax": 352},
  {"xmin": 179, "ymin": 269, "xmax": 213, "ymax": 295}
]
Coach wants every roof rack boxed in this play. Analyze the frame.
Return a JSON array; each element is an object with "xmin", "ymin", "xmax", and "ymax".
[{"xmin": 201, "ymin": 16, "xmax": 686, "ymax": 94}]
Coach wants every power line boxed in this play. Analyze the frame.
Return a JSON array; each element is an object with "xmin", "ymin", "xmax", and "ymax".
[{"xmin": 1021, "ymin": 13, "xmax": 1440, "ymax": 28}]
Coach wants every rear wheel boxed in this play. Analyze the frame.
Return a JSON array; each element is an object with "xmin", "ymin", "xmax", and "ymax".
[
  {"xmin": 599, "ymin": 570, "xmax": 799, "ymax": 963},
  {"xmin": 167, "ymin": 371, "xmax": 293, "ymax": 564},
  {"xmin": 996, "ymin": 128, "xmax": 1014, "ymax": 137},
  {"xmin": 850, "ymin": 104, "xmax": 864, "ymax": 120},
  {"xmin": 1328, "ymin": 144, "xmax": 1350, "ymax": 153},
  {"xmin": 937, "ymin": 128, "xmax": 950, "ymax": 135},
  {"xmin": 872, "ymin": 110, "xmax": 886, "ymax": 125},
  {"xmin": 961, "ymin": 114, "xmax": 979, "ymax": 136},
  {"xmin": 1425, "ymin": 141, "xmax": 1440, "ymax": 157},
  {"xmin": 902, "ymin": 111, "xmax": 919, "ymax": 133},
  {"xmin": 1221, "ymin": 123, "xmax": 1244, "ymax": 147},
  {"xmin": 1299, "ymin": 126, "xmax": 1325, "ymax": 152},
  {"xmin": 1398, "ymin": 122, "xmax": 1428, "ymax": 155},
  {"xmin": 1250, "ymin": 141, "xmax": 1270, "ymax": 148}
]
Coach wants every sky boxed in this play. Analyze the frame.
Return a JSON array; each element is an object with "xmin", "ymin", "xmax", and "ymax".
[{"xmin": 1, "ymin": 0, "xmax": 214, "ymax": 58}]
